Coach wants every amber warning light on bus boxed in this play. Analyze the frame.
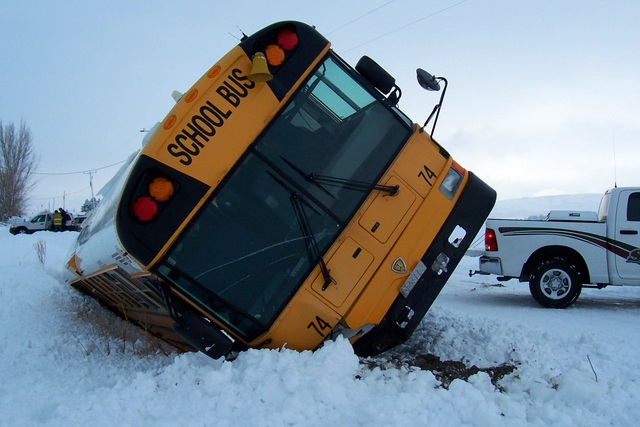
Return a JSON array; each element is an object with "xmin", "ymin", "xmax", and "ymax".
[
  {"xmin": 248, "ymin": 26, "xmax": 299, "ymax": 83},
  {"xmin": 132, "ymin": 173, "xmax": 178, "ymax": 222}
]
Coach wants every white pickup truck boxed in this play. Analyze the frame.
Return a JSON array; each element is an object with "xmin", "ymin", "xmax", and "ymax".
[
  {"xmin": 474, "ymin": 187, "xmax": 640, "ymax": 307},
  {"xmin": 9, "ymin": 212, "xmax": 77, "ymax": 235}
]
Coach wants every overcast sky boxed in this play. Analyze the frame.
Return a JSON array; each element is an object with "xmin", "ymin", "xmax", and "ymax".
[{"xmin": 2, "ymin": 0, "xmax": 639, "ymax": 214}]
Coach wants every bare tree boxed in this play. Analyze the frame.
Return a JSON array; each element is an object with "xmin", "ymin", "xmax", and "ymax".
[{"xmin": 0, "ymin": 120, "xmax": 38, "ymax": 220}]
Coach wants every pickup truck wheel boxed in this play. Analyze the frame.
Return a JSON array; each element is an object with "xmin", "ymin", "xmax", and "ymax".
[{"xmin": 529, "ymin": 259, "xmax": 582, "ymax": 308}]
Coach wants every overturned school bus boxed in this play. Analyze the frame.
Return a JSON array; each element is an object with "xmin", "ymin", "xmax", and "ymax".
[{"xmin": 64, "ymin": 21, "xmax": 496, "ymax": 359}]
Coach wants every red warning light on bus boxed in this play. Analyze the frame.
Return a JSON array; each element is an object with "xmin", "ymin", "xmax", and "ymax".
[
  {"xmin": 277, "ymin": 28, "xmax": 298, "ymax": 50},
  {"xmin": 132, "ymin": 196, "xmax": 158, "ymax": 222}
]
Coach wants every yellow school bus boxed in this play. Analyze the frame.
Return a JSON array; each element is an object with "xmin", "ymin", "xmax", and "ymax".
[{"xmin": 64, "ymin": 21, "xmax": 496, "ymax": 359}]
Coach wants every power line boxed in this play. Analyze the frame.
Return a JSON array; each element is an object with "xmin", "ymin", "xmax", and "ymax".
[
  {"xmin": 325, "ymin": 0, "xmax": 396, "ymax": 36},
  {"xmin": 341, "ymin": 0, "xmax": 470, "ymax": 54},
  {"xmin": 32, "ymin": 160, "xmax": 124, "ymax": 176},
  {"xmin": 29, "ymin": 186, "xmax": 90, "ymax": 201}
]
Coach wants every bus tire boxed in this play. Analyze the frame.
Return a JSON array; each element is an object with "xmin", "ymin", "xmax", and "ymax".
[{"xmin": 529, "ymin": 258, "xmax": 582, "ymax": 308}]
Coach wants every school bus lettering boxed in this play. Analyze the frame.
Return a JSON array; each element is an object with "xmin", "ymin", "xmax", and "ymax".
[
  {"xmin": 216, "ymin": 68, "xmax": 255, "ymax": 107},
  {"xmin": 173, "ymin": 130, "xmax": 201, "ymax": 158},
  {"xmin": 307, "ymin": 315, "xmax": 332, "ymax": 337},
  {"xmin": 199, "ymin": 101, "xmax": 230, "ymax": 126},
  {"xmin": 181, "ymin": 120, "xmax": 212, "ymax": 148},
  {"xmin": 167, "ymin": 68, "xmax": 255, "ymax": 165},
  {"xmin": 166, "ymin": 143, "xmax": 192, "ymax": 165}
]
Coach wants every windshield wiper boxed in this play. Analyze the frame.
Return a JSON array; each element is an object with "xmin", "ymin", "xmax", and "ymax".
[
  {"xmin": 306, "ymin": 173, "xmax": 399, "ymax": 196},
  {"xmin": 290, "ymin": 193, "xmax": 333, "ymax": 290},
  {"xmin": 267, "ymin": 172, "xmax": 334, "ymax": 290},
  {"xmin": 281, "ymin": 157, "xmax": 399, "ymax": 196}
]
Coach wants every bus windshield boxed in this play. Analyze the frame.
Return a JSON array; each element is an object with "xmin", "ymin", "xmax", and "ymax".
[{"xmin": 156, "ymin": 54, "xmax": 412, "ymax": 340}]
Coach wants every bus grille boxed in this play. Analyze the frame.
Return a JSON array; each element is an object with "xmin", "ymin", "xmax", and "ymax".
[{"xmin": 69, "ymin": 266, "xmax": 193, "ymax": 351}]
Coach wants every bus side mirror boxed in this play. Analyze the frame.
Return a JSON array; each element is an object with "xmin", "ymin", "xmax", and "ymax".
[
  {"xmin": 417, "ymin": 68, "xmax": 447, "ymax": 138},
  {"xmin": 417, "ymin": 68, "xmax": 441, "ymax": 91},
  {"xmin": 356, "ymin": 56, "xmax": 402, "ymax": 103}
]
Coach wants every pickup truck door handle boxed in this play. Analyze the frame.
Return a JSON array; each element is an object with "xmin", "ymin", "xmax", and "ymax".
[{"xmin": 620, "ymin": 229, "xmax": 638, "ymax": 235}]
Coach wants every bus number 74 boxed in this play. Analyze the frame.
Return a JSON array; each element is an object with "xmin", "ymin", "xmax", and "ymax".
[
  {"xmin": 307, "ymin": 316, "xmax": 332, "ymax": 337},
  {"xmin": 418, "ymin": 165, "xmax": 437, "ymax": 186}
]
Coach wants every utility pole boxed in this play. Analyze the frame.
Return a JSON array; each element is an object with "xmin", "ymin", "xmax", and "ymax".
[{"xmin": 84, "ymin": 171, "xmax": 97, "ymax": 211}]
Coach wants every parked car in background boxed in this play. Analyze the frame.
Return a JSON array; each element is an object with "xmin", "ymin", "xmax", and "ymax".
[
  {"xmin": 64, "ymin": 213, "xmax": 77, "ymax": 231},
  {"xmin": 9, "ymin": 213, "xmax": 52, "ymax": 234},
  {"xmin": 73, "ymin": 214, "xmax": 88, "ymax": 230},
  {"xmin": 9, "ymin": 212, "xmax": 77, "ymax": 234}
]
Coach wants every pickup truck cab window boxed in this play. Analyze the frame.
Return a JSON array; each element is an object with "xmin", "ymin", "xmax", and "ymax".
[{"xmin": 627, "ymin": 192, "xmax": 640, "ymax": 221}]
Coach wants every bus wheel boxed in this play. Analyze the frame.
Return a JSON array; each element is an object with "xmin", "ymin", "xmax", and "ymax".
[{"xmin": 529, "ymin": 258, "xmax": 582, "ymax": 308}]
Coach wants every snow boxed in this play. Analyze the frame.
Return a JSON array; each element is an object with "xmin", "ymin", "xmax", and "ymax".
[{"xmin": 2, "ymin": 194, "xmax": 640, "ymax": 426}]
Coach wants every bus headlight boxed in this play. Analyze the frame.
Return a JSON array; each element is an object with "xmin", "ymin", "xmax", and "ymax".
[{"xmin": 439, "ymin": 166, "xmax": 463, "ymax": 200}]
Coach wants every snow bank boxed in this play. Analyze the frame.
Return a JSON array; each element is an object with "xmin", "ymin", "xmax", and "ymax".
[{"xmin": 2, "ymin": 194, "xmax": 640, "ymax": 426}]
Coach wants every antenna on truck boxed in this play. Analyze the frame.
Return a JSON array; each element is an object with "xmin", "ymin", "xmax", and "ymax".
[{"xmin": 612, "ymin": 127, "xmax": 618, "ymax": 188}]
